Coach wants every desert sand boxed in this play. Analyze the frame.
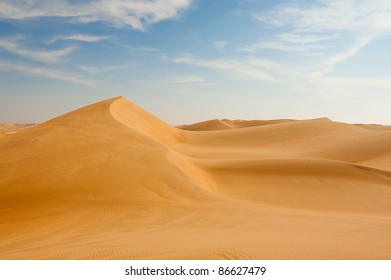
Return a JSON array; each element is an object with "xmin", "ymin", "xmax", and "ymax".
[
  {"xmin": 0, "ymin": 96, "xmax": 390, "ymax": 259},
  {"xmin": 0, "ymin": 123, "xmax": 36, "ymax": 138}
]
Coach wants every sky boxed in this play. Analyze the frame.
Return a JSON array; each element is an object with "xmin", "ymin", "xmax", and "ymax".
[{"xmin": 0, "ymin": 0, "xmax": 391, "ymax": 125}]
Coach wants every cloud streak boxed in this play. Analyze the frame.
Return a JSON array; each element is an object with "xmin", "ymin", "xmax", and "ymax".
[
  {"xmin": 241, "ymin": 0, "xmax": 391, "ymax": 83},
  {"xmin": 125, "ymin": 45, "xmax": 160, "ymax": 52},
  {"xmin": 0, "ymin": 38, "xmax": 75, "ymax": 64},
  {"xmin": 250, "ymin": 0, "xmax": 391, "ymax": 57},
  {"xmin": 315, "ymin": 36, "xmax": 371, "ymax": 76},
  {"xmin": 166, "ymin": 75, "xmax": 205, "ymax": 84},
  {"xmin": 213, "ymin": 41, "xmax": 228, "ymax": 50},
  {"xmin": 255, "ymin": 0, "xmax": 391, "ymax": 34},
  {"xmin": 0, "ymin": 61, "xmax": 93, "ymax": 86},
  {"xmin": 239, "ymin": 41, "xmax": 324, "ymax": 53},
  {"xmin": 0, "ymin": 0, "xmax": 193, "ymax": 30},
  {"xmin": 166, "ymin": 54, "xmax": 277, "ymax": 81},
  {"xmin": 48, "ymin": 34, "xmax": 111, "ymax": 44},
  {"xmin": 78, "ymin": 64, "xmax": 131, "ymax": 74}
]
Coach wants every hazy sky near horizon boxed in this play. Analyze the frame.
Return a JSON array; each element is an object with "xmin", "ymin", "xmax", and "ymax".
[{"xmin": 0, "ymin": 0, "xmax": 391, "ymax": 125}]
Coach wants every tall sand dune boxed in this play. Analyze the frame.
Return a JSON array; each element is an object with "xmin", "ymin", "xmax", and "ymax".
[{"xmin": 0, "ymin": 97, "xmax": 391, "ymax": 259}]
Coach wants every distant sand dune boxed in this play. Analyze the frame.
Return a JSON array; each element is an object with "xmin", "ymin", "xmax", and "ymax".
[
  {"xmin": 0, "ymin": 97, "xmax": 390, "ymax": 259},
  {"xmin": 179, "ymin": 119, "xmax": 233, "ymax": 131},
  {"xmin": 178, "ymin": 118, "xmax": 294, "ymax": 131},
  {"xmin": 0, "ymin": 123, "xmax": 37, "ymax": 134},
  {"xmin": 0, "ymin": 123, "xmax": 37, "ymax": 138}
]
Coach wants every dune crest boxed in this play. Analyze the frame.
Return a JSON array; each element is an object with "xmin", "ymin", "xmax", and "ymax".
[{"xmin": 1, "ymin": 97, "xmax": 391, "ymax": 260}]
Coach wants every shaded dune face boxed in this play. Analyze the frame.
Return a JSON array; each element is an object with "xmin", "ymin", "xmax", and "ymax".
[{"xmin": 0, "ymin": 97, "xmax": 391, "ymax": 260}]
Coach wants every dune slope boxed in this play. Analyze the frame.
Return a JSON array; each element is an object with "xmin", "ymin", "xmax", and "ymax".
[{"xmin": 0, "ymin": 96, "xmax": 390, "ymax": 259}]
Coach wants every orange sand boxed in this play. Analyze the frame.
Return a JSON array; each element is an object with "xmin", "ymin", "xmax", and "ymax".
[{"xmin": 0, "ymin": 97, "xmax": 390, "ymax": 259}]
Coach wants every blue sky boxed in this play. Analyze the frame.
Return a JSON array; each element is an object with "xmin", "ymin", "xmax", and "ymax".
[{"xmin": 0, "ymin": 0, "xmax": 390, "ymax": 125}]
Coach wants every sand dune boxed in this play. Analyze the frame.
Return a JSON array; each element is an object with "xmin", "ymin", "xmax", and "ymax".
[
  {"xmin": 0, "ymin": 96, "xmax": 391, "ymax": 259},
  {"xmin": 178, "ymin": 119, "xmax": 233, "ymax": 131},
  {"xmin": 0, "ymin": 123, "xmax": 37, "ymax": 138},
  {"xmin": 0, "ymin": 123, "xmax": 37, "ymax": 134},
  {"xmin": 178, "ymin": 118, "xmax": 293, "ymax": 131}
]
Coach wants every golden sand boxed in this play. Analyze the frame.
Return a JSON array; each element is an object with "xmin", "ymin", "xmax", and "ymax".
[{"xmin": 0, "ymin": 97, "xmax": 390, "ymax": 259}]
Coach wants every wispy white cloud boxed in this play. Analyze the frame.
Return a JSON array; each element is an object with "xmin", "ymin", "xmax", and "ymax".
[
  {"xmin": 0, "ymin": 60, "xmax": 93, "ymax": 86},
  {"xmin": 128, "ymin": 76, "xmax": 214, "ymax": 89},
  {"xmin": 0, "ymin": 37, "xmax": 75, "ymax": 64},
  {"xmin": 125, "ymin": 45, "xmax": 160, "ymax": 52},
  {"xmin": 238, "ymin": 0, "xmax": 263, "ymax": 3},
  {"xmin": 245, "ymin": 56, "xmax": 282, "ymax": 69},
  {"xmin": 165, "ymin": 54, "xmax": 277, "ymax": 81},
  {"xmin": 239, "ymin": 32, "xmax": 337, "ymax": 53},
  {"xmin": 246, "ymin": 0, "xmax": 391, "ymax": 86},
  {"xmin": 239, "ymin": 41, "xmax": 324, "ymax": 53},
  {"xmin": 48, "ymin": 34, "xmax": 111, "ymax": 44},
  {"xmin": 255, "ymin": 0, "xmax": 391, "ymax": 34},
  {"xmin": 213, "ymin": 41, "xmax": 228, "ymax": 50},
  {"xmin": 251, "ymin": 1, "xmax": 391, "ymax": 57},
  {"xmin": 314, "ymin": 36, "xmax": 371, "ymax": 76},
  {"xmin": 78, "ymin": 63, "xmax": 131, "ymax": 74},
  {"xmin": 165, "ymin": 75, "xmax": 205, "ymax": 84},
  {"xmin": 277, "ymin": 33, "xmax": 338, "ymax": 44},
  {"xmin": 0, "ymin": 0, "xmax": 193, "ymax": 30}
]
